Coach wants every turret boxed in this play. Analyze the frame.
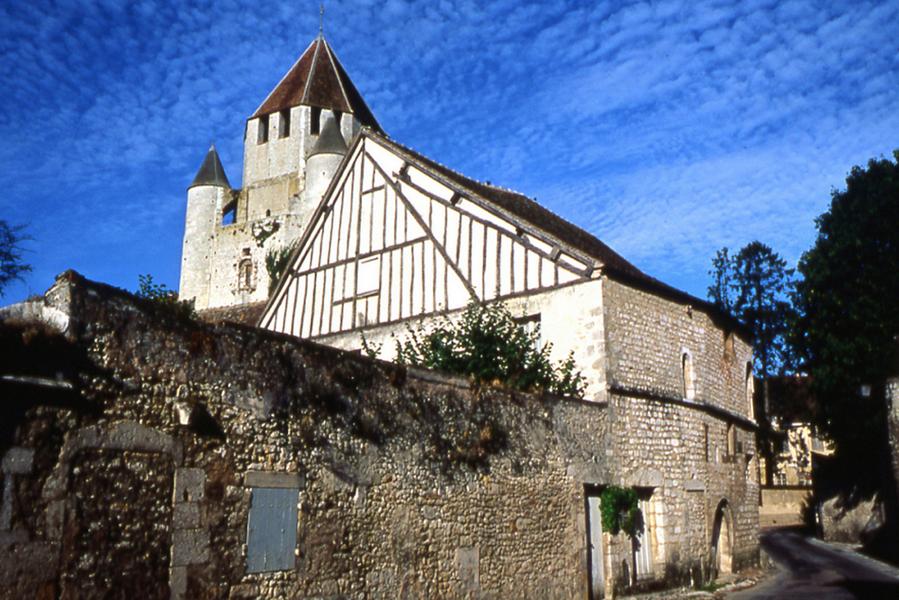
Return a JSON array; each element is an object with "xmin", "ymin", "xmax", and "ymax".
[
  {"xmin": 180, "ymin": 144, "xmax": 231, "ymax": 308},
  {"xmin": 304, "ymin": 113, "xmax": 347, "ymax": 207}
]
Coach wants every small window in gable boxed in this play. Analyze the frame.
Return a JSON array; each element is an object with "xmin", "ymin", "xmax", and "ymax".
[
  {"xmin": 279, "ymin": 109, "xmax": 291, "ymax": 138},
  {"xmin": 310, "ymin": 106, "xmax": 321, "ymax": 135},
  {"xmin": 356, "ymin": 256, "xmax": 380, "ymax": 296},
  {"xmin": 257, "ymin": 115, "xmax": 269, "ymax": 144},
  {"xmin": 222, "ymin": 201, "xmax": 237, "ymax": 225},
  {"xmin": 246, "ymin": 487, "xmax": 298, "ymax": 573},
  {"xmin": 682, "ymin": 352, "xmax": 695, "ymax": 400}
]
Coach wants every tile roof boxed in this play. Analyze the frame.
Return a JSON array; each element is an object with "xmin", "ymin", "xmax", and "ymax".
[{"xmin": 251, "ymin": 35, "xmax": 381, "ymax": 132}]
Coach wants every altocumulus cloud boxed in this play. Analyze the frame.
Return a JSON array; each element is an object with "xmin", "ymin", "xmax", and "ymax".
[{"xmin": 0, "ymin": 0, "xmax": 896, "ymax": 301}]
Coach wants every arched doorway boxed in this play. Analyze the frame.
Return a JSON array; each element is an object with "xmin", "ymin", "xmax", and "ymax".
[{"xmin": 710, "ymin": 500, "xmax": 733, "ymax": 575}]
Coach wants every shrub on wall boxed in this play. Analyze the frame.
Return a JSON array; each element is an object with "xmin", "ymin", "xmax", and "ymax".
[{"xmin": 365, "ymin": 302, "xmax": 586, "ymax": 398}]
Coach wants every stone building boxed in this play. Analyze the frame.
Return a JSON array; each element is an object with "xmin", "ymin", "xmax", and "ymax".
[
  {"xmin": 1, "ymin": 272, "xmax": 755, "ymax": 598},
  {"xmin": 180, "ymin": 35, "xmax": 380, "ymax": 310},
  {"xmin": 0, "ymin": 32, "xmax": 760, "ymax": 598},
  {"xmin": 246, "ymin": 33, "xmax": 760, "ymax": 593}
]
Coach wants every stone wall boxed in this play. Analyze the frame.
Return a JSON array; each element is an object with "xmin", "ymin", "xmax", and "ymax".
[
  {"xmin": 0, "ymin": 272, "xmax": 759, "ymax": 598},
  {"xmin": 602, "ymin": 278, "xmax": 759, "ymax": 577},
  {"xmin": 2, "ymin": 273, "xmax": 615, "ymax": 599}
]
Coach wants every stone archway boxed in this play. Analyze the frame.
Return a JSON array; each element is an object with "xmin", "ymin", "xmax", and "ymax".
[{"xmin": 711, "ymin": 499, "xmax": 733, "ymax": 575}]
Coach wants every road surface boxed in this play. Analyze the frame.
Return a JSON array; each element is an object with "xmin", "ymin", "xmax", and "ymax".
[{"xmin": 728, "ymin": 529, "xmax": 899, "ymax": 599}]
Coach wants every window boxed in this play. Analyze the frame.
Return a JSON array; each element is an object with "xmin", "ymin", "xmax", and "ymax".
[
  {"xmin": 222, "ymin": 201, "xmax": 237, "ymax": 225},
  {"xmin": 246, "ymin": 487, "xmax": 298, "ymax": 572},
  {"xmin": 745, "ymin": 363, "xmax": 755, "ymax": 419},
  {"xmin": 310, "ymin": 106, "xmax": 321, "ymax": 135},
  {"xmin": 726, "ymin": 424, "xmax": 736, "ymax": 458},
  {"xmin": 238, "ymin": 259, "xmax": 254, "ymax": 291},
  {"xmin": 279, "ymin": 109, "xmax": 291, "ymax": 138},
  {"xmin": 514, "ymin": 314, "xmax": 543, "ymax": 351},
  {"xmin": 681, "ymin": 351, "xmax": 695, "ymax": 400},
  {"xmin": 257, "ymin": 114, "xmax": 269, "ymax": 144},
  {"xmin": 703, "ymin": 424, "xmax": 710, "ymax": 462},
  {"xmin": 356, "ymin": 256, "xmax": 380, "ymax": 296}
]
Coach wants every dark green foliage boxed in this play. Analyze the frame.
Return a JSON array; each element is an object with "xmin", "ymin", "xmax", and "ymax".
[
  {"xmin": 794, "ymin": 151, "xmax": 899, "ymax": 500},
  {"xmin": 0, "ymin": 220, "xmax": 31, "ymax": 297},
  {"xmin": 708, "ymin": 241, "xmax": 796, "ymax": 378},
  {"xmin": 390, "ymin": 302, "xmax": 586, "ymax": 398},
  {"xmin": 600, "ymin": 486, "xmax": 643, "ymax": 538},
  {"xmin": 135, "ymin": 274, "xmax": 195, "ymax": 319},
  {"xmin": 265, "ymin": 244, "xmax": 296, "ymax": 296}
]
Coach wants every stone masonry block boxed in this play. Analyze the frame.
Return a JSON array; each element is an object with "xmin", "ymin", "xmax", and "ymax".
[
  {"xmin": 171, "ymin": 528, "xmax": 209, "ymax": 566},
  {"xmin": 174, "ymin": 468, "xmax": 205, "ymax": 504}
]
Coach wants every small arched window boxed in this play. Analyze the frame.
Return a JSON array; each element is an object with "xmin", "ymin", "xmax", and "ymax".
[
  {"xmin": 682, "ymin": 351, "xmax": 696, "ymax": 400},
  {"xmin": 238, "ymin": 259, "xmax": 254, "ymax": 291}
]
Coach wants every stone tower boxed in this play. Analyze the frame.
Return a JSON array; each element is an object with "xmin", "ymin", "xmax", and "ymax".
[{"xmin": 179, "ymin": 34, "xmax": 381, "ymax": 310}]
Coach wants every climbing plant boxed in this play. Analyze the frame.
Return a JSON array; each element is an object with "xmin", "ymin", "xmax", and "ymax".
[
  {"xmin": 600, "ymin": 485, "xmax": 643, "ymax": 538},
  {"xmin": 265, "ymin": 244, "xmax": 296, "ymax": 296},
  {"xmin": 135, "ymin": 274, "xmax": 195, "ymax": 319}
]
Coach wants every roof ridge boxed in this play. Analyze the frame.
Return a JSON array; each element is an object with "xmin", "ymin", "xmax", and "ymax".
[
  {"xmin": 300, "ymin": 37, "xmax": 323, "ymax": 105},
  {"xmin": 321, "ymin": 39, "xmax": 352, "ymax": 115}
]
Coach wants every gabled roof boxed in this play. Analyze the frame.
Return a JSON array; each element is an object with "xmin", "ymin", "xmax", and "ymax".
[
  {"xmin": 189, "ymin": 144, "xmax": 230, "ymax": 189},
  {"xmin": 365, "ymin": 131, "xmax": 750, "ymax": 338},
  {"xmin": 251, "ymin": 35, "xmax": 381, "ymax": 132}
]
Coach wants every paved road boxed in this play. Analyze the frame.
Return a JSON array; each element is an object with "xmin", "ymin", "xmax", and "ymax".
[{"xmin": 728, "ymin": 529, "xmax": 899, "ymax": 599}]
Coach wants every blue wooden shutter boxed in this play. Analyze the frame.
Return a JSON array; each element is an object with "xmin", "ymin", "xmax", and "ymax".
[{"xmin": 246, "ymin": 487, "xmax": 298, "ymax": 572}]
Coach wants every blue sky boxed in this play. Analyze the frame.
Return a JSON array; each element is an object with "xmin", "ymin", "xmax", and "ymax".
[{"xmin": 1, "ymin": 0, "xmax": 897, "ymax": 303}]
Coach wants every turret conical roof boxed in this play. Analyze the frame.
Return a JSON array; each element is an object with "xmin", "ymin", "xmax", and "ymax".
[
  {"xmin": 189, "ymin": 144, "xmax": 231, "ymax": 189},
  {"xmin": 308, "ymin": 114, "xmax": 347, "ymax": 157},
  {"xmin": 251, "ymin": 35, "xmax": 381, "ymax": 132}
]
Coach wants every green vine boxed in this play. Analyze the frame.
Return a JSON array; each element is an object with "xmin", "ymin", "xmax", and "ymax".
[
  {"xmin": 265, "ymin": 243, "xmax": 296, "ymax": 296},
  {"xmin": 600, "ymin": 485, "xmax": 644, "ymax": 538}
]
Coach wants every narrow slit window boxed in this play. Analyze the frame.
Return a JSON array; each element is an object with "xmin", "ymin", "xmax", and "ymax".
[
  {"xmin": 310, "ymin": 107, "xmax": 321, "ymax": 135},
  {"xmin": 257, "ymin": 114, "xmax": 269, "ymax": 144},
  {"xmin": 279, "ymin": 109, "xmax": 290, "ymax": 138},
  {"xmin": 682, "ymin": 352, "xmax": 695, "ymax": 400}
]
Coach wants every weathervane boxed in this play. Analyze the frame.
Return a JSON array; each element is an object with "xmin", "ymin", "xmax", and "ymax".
[{"xmin": 319, "ymin": 3, "xmax": 324, "ymax": 35}]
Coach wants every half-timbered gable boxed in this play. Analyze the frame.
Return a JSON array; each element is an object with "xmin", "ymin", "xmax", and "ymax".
[{"xmin": 260, "ymin": 132, "xmax": 607, "ymax": 340}]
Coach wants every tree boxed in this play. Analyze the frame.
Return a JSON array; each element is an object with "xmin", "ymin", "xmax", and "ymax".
[
  {"xmin": 368, "ymin": 302, "xmax": 586, "ymax": 398},
  {"xmin": 708, "ymin": 241, "xmax": 796, "ymax": 379},
  {"xmin": 794, "ymin": 151, "xmax": 899, "ymax": 510},
  {"xmin": 0, "ymin": 220, "xmax": 31, "ymax": 297},
  {"xmin": 708, "ymin": 241, "xmax": 796, "ymax": 486}
]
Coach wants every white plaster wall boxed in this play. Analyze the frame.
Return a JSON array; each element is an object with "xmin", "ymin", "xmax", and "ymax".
[{"xmin": 315, "ymin": 278, "xmax": 608, "ymax": 401}]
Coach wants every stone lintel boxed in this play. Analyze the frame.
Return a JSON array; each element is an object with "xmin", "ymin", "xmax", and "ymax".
[{"xmin": 244, "ymin": 470, "xmax": 305, "ymax": 489}]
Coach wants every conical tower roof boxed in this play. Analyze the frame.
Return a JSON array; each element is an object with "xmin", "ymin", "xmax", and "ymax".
[
  {"xmin": 189, "ymin": 144, "xmax": 231, "ymax": 189},
  {"xmin": 251, "ymin": 35, "xmax": 382, "ymax": 132},
  {"xmin": 308, "ymin": 114, "xmax": 347, "ymax": 157}
]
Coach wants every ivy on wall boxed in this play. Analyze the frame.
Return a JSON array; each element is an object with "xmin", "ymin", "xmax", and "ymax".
[{"xmin": 600, "ymin": 485, "xmax": 643, "ymax": 538}]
